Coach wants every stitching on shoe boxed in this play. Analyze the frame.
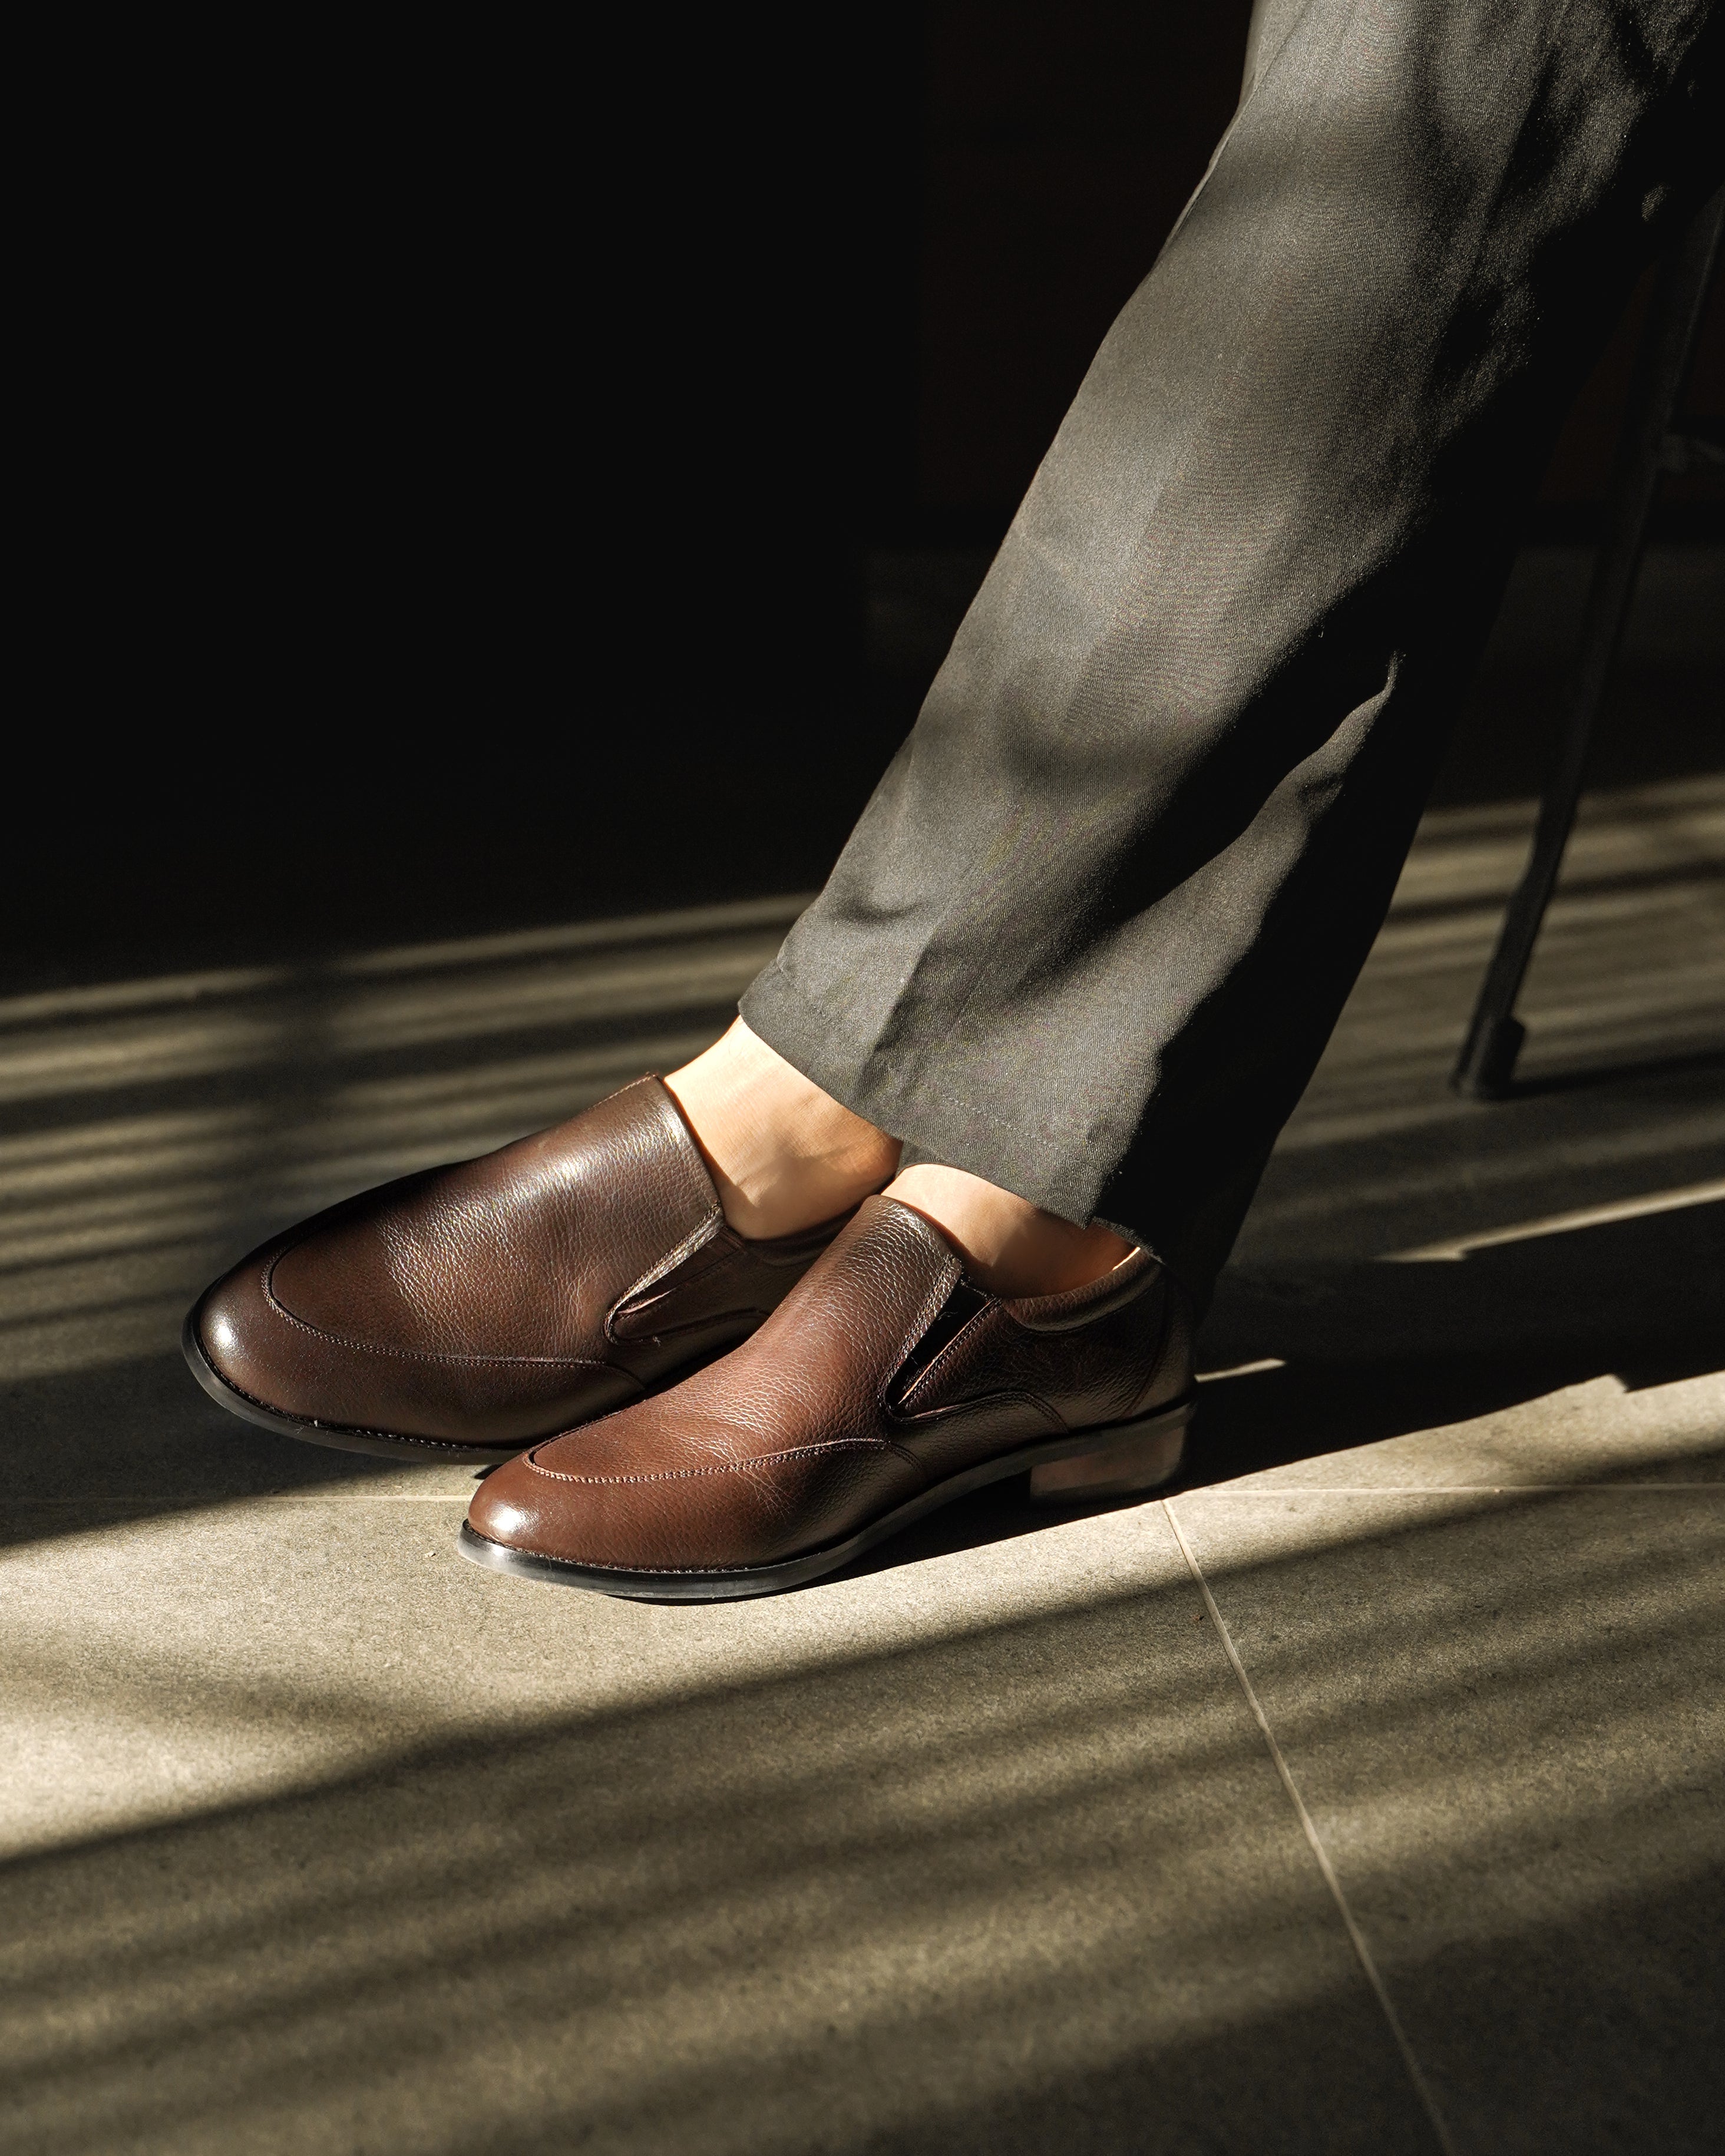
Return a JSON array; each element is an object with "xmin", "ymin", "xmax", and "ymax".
[
  {"xmin": 594, "ymin": 1073, "xmax": 725, "ymax": 1339},
  {"xmin": 1126, "ymin": 1273, "xmax": 1178, "ymax": 1420},
  {"xmin": 892, "ymin": 1303, "xmax": 995, "ymax": 1413},
  {"xmin": 262, "ymin": 1259, "xmax": 614, "ymax": 1368},
  {"xmin": 889, "ymin": 1384, "xmax": 1066, "ymax": 1435},
  {"xmin": 522, "ymin": 1438, "xmax": 893, "ymax": 1486},
  {"xmin": 872, "ymin": 1220, "xmax": 966, "ymax": 1408},
  {"xmin": 606, "ymin": 1211, "xmax": 725, "ymax": 1342},
  {"xmin": 257, "ymin": 1073, "xmax": 707, "ymax": 1368},
  {"xmin": 1003, "ymin": 1250, "xmax": 1155, "ymax": 1332},
  {"xmin": 592, "ymin": 1074, "xmax": 657, "ymax": 1109}
]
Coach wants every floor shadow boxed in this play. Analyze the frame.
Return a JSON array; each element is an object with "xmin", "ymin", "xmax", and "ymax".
[
  {"xmin": 844, "ymin": 1197, "xmax": 1723, "ymax": 1579},
  {"xmin": 3, "ymin": 1490, "xmax": 1719, "ymax": 2155},
  {"xmin": 4, "ymin": 1199, "xmax": 1718, "ymax": 1565},
  {"xmin": 0, "ymin": 1353, "xmax": 490, "ymax": 1547},
  {"xmin": 1505, "ymin": 1041, "xmax": 1725, "ymax": 1100}
]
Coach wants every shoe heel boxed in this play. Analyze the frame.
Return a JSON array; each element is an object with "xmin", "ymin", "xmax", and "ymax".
[{"xmin": 1029, "ymin": 1403, "xmax": 1192, "ymax": 1503}]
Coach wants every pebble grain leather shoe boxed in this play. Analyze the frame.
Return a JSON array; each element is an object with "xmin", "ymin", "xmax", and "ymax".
[
  {"xmin": 183, "ymin": 1077, "xmax": 849, "ymax": 1463},
  {"xmin": 460, "ymin": 1192, "xmax": 1195, "ymax": 1598}
]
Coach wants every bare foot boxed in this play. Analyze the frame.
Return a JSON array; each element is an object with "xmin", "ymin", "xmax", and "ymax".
[
  {"xmin": 665, "ymin": 1020, "xmax": 901, "ymax": 1239},
  {"xmin": 887, "ymin": 1162, "xmax": 1131, "ymax": 1298}
]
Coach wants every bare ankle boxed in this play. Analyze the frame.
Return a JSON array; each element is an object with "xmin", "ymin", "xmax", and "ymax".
[
  {"xmin": 885, "ymin": 1163, "xmax": 1131, "ymax": 1298},
  {"xmin": 665, "ymin": 1020, "xmax": 900, "ymax": 1239}
]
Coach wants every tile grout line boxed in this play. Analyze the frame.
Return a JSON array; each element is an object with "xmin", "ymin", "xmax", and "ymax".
[
  {"xmin": 1, "ymin": 1493, "xmax": 479, "ymax": 1506},
  {"xmin": 1173, "ymin": 1483, "xmax": 1722, "ymax": 1494},
  {"xmin": 1164, "ymin": 1496, "xmax": 1460, "ymax": 2156},
  {"xmin": 8, "ymin": 1480, "xmax": 1719, "ymax": 1514}
]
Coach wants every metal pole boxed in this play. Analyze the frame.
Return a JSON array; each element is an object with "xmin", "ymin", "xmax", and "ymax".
[{"xmin": 1452, "ymin": 183, "xmax": 1724, "ymax": 1099}]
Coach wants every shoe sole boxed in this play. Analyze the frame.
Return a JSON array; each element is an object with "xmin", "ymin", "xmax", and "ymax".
[
  {"xmin": 180, "ymin": 1310, "xmax": 523, "ymax": 1466},
  {"xmin": 455, "ymin": 1398, "xmax": 1195, "ymax": 1601}
]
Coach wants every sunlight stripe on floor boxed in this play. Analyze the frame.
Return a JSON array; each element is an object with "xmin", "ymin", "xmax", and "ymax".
[{"xmin": 1383, "ymin": 1176, "xmax": 1725, "ymax": 1261}]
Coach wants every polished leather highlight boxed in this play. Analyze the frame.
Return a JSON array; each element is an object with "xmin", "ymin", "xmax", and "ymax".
[
  {"xmin": 186, "ymin": 1077, "xmax": 842, "ymax": 1457},
  {"xmin": 465, "ymin": 1194, "xmax": 1194, "ymax": 1583}
]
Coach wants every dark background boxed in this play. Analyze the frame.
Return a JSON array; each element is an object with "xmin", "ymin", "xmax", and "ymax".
[{"xmin": 13, "ymin": 2, "xmax": 1721, "ymax": 991}]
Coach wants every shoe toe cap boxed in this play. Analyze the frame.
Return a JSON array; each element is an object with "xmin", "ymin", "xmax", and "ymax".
[
  {"xmin": 466, "ymin": 1442, "xmax": 603, "ymax": 1560},
  {"xmin": 190, "ymin": 1238, "xmax": 345, "ymax": 1426},
  {"xmin": 190, "ymin": 1229, "xmax": 639, "ymax": 1451}
]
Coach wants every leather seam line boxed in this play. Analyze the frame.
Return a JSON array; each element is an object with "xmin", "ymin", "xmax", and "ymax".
[
  {"xmin": 871, "ymin": 1229, "xmax": 967, "ymax": 1413},
  {"xmin": 1130, "ymin": 1279, "xmax": 1178, "ymax": 1420},
  {"xmin": 603, "ymin": 1074, "xmax": 731, "ymax": 1333},
  {"xmin": 893, "ymin": 1305, "xmax": 994, "ymax": 1413},
  {"xmin": 606, "ymin": 1209, "xmax": 726, "ymax": 1342},
  {"xmin": 614, "ymin": 1301, "xmax": 766, "ymax": 1328},
  {"xmin": 260, "ymin": 1267, "xmax": 614, "ymax": 1370},
  {"xmin": 888, "ymin": 1385, "xmax": 1068, "ymax": 1435},
  {"xmin": 1004, "ymin": 1254, "xmax": 1155, "ymax": 1334},
  {"xmin": 522, "ymin": 1438, "xmax": 900, "ymax": 1486},
  {"xmin": 884, "ymin": 1436, "xmax": 931, "ymax": 1480}
]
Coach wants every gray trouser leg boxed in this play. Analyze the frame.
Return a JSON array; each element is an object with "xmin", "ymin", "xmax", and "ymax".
[{"xmin": 742, "ymin": 0, "xmax": 1723, "ymax": 1299}]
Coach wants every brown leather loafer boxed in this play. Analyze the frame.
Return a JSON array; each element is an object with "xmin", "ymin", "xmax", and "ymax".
[
  {"xmin": 460, "ymin": 1193, "xmax": 1195, "ymax": 1598},
  {"xmin": 183, "ymin": 1077, "xmax": 848, "ymax": 1462}
]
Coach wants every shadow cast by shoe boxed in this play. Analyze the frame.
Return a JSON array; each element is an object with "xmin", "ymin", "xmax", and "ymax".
[
  {"xmin": 840, "ymin": 1197, "xmax": 1724, "ymax": 1583},
  {"xmin": 0, "ymin": 1351, "xmax": 494, "ymax": 1554},
  {"xmin": 6, "ymin": 1199, "xmax": 1717, "ymax": 1581}
]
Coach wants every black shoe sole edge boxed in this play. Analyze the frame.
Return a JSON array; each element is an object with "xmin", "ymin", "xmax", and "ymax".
[
  {"xmin": 179, "ymin": 1308, "xmax": 523, "ymax": 1467},
  {"xmin": 455, "ymin": 1398, "xmax": 1196, "ymax": 1602}
]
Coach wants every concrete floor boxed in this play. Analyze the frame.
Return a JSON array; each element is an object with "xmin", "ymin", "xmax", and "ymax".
[{"xmin": 1, "ymin": 772, "xmax": 1721, "ymax": 2154}]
